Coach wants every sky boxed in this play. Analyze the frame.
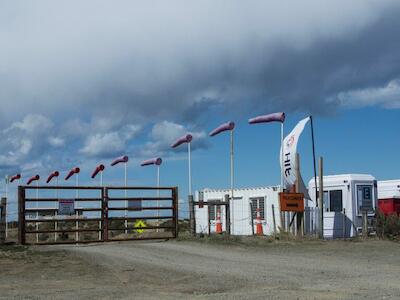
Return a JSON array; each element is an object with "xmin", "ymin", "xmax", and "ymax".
[{"xmin": 1, "ymin": 1, "xmax": 400, "ymax": 218}]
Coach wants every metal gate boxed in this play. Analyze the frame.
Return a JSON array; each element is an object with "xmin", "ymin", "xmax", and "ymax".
[{"xmin": 18, "ymin": 185, "xmax": 178, "ymax": 245}]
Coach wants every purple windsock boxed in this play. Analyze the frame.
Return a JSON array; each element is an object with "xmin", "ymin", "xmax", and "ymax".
[
  {"xmin": 111, "ymin": 155, "xmax": 129, "ymax": 166},
  {"xmin": 27, "ymin": 174, "xmax": 40, "ymax": 185},
  {"xmin": 171, "ymin": 134, "xmax": 193, "ymax": 148},
  {"xmin": 141, "ymin": 158, "xmax": 162, "ymax": 166},
  {"xmin": 248, "ymin": 112, "xmax": 285, "ymax": 124},
  {"xmin": 209, "ymin": 121, "xmax": 235, "ymax": 137}
]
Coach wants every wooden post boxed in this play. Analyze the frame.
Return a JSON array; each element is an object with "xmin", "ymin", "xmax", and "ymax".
[
  {"xmin": 250, "ymin": 202, "xmax": 255, "ymax": 236},
  {"xmin": 318, "ymin": 157, "xmax": 324, "ymax": 239},
  {"xmin": 0, "ymin": 198, "xmax": 5, "ymax": 244},
  {"xmin": 224, "ymin": 194, "xmax": 231, "ymax": 235},
  {"xmin": 295, "ymin": 153, "xmax": 303, "ymax": 236},
  {"xmin": 362, "ymin": 210, "xmax": 368, "ymax": 239},
  {"xmin": 188, "ymin": 195, "xmax": 196, "ymax": 236},
  {"xmin": 172, "ymin": 187, "xmax": 179, "ymax": 238},
  {"xmin": 103, "ymin": 187, "xmax": 109, "ymax": 242},
  {"xmin": 18, "ymin": 186, "xmax": 26, "ymax": 245},
  {"xmin": 272, "ymin": 204, "xmax": 277, "ymax": 236}
]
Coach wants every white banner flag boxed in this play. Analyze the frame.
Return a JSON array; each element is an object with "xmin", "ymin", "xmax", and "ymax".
[{"xmin": 280, "ymin": 117, "xmax": 310, "ymax": 190}]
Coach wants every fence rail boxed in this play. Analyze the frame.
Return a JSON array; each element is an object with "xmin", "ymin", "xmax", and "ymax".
[{"xmin": 18, "ymin": 185, "xmax": 178, "ymax": 245}]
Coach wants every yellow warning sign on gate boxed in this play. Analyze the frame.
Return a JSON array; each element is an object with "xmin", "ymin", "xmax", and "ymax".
[{"xmin": 134, "ymin": 219, "xmax": 146, "ymax": 233}]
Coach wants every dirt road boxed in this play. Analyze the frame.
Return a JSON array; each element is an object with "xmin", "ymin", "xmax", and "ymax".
[{"xmin": 1, "ymin": 239, "xmax": 399, "ymax": 299}]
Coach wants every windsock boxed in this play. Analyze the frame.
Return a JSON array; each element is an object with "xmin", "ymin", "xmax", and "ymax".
[{"xmin": 65, "ymin": 167, "xmax": 80, "ymax": 181}]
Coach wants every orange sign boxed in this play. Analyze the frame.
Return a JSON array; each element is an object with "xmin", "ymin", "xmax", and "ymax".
[{"xmin": 279, "ymin": 192, "xmax": 304, "ymax": 212}]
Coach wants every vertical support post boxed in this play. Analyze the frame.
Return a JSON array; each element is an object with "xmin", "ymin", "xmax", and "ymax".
[
  {"xmin": 55, "ymin": 178, "xmax": 58, "ymax": 242},
  {"xmin": 362, "ymin": 210, "xmax": 368, "ymax": 239},
  {"xmin": 99, "ymin": 172, "xmax": 103, "ymax": 241},
  {"xmin": 188, "ymin": 195, "xmax": 195, "ymax": 236},
  {"xmin": 318, "ymin": 157, "xmax": 324, "ymax": 239},
  {"xmin": 279, "ymin": 122, "xmax": 285, "ymax": 234},
  {"xmin": 188, "ymin": 142, "xmax": 192, "ymax": 196},
  {"xmin": 75, "ymin": 174, "xmax": 79, "ymax": 242},
  {"xmin": 156, "ymin": 166, "xmax": 160, "ymax": 233},
  {"xmin": 224, "ymin": 194, "xmax": 231, "ymax": 235},
  {"xmin": 230, "ymin": 129, "xmax": 234, "ymax": 235},
  {"xmin": 124, "ymin": 162, "xmax": 128, "ymax": 234},
  {"xmin": 36, "ymin": 181, "xmax": 39, "ymax": 243},
  {"xmin": 0, "ymin": 198, "xmax": 6, "ymax": 244},
  {"xmin": 5, "ymin": 177, "xmax": 8, "ymax": 239},
  {"xmin": 103, "ymin": 187, "xmax": 108, "ymax": 241},
  {"xmin": 272, "ymin": 204, "xmax": 277, "ymax": 237},
  {"xmin": 18, "ymin": 186, "xmax": 26, "ymax": 245},
  {"xmin": 207, "ymin": 206, "xmax": 211, "ymax": 236},
  {"xmin": 295, "ymin": 153, "xmax": 303, "ymax": 236},
  {"xmin": 172, "ymin": 187, "xmax": 178, "ymax": 238},
  {"xmin": 310, "ymin": 116, "xmax": 318, "ymax": 208},
  {"xmin": 250, "ymin": 202, "xmax": 255, "ymax": 236}
]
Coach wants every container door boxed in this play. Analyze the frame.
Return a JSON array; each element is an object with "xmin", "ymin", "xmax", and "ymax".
[{"xmin": 323, "ymin": 188, "xmax": 348, "ymax": 238}]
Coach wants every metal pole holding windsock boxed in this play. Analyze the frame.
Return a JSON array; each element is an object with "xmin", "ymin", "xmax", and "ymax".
[
  {"xmin": 91, "ymin": 164, "xmax": 105, "ymax": 240},
  {"xmin": 47, "ymin": 171, "xmax": 59, "ymax": 241},
  {"xmin": 141, "ymin": 158, "xmax": 162, "ymax": 230},
  {"xmin": 111, "ymin": 155, "xmax": 129, "ymax": 234},
  {"xmin": 209, "ymin": 121, "xmax": 235, "ymax": 234},
  {"xmin": 27, "ymin": 174, "xmax": 40, "ymax": 242},
  {"xmin": 91, "ymin": 164, "xmax": 105, "ymax": 186},
  {"xmin": 171, "ymin": 134, "xmax": 193, "ymax": 233},
  {"xmin": 6, "ymin": 174, "xmax": 21, "ymax": 239},
  {"xmin": 65, "ymin": 167, "xmax": 80, "ymax": 241},
  {"xmin": 248, "ymin": 112, "xmax": 285, "ymax": 191}
]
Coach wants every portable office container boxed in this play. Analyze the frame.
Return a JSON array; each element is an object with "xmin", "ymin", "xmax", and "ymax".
[{"xmin": 308, "ymin": 174, "xmax": 377, "ymax": 238}]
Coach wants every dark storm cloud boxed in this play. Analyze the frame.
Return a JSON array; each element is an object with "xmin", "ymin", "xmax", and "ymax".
[
  {"xmin": 1, "ymin": 1, "xmax": 399, "ymax": 124},
  {"xmin": 0, "ymin": 1, "xmax": 399, "ymax": 173}
]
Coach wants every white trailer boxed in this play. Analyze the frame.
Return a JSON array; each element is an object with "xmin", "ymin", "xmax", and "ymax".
[
  {"xmin": 308, "ymin": 174, "xmax": 377, "ymax": 238},
  {"xmin": 194, "ymin": 187, "xmax": 281, "ymax": 236},
  {"xmin": 377, "ymin": 180, "xmax": 400, "ymax": 199}
]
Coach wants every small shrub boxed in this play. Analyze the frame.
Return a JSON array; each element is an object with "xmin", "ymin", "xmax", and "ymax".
[{"xmin": 376, "ymin": 211, "xmax": 400, "ymax": 240}]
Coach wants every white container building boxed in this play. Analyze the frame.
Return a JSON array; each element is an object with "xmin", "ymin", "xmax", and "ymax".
[
  {"xmin": 194, "ymin": 187, "xmax": 281, "ymax": 236},
  {"xmin": 377, "ymin": 180, "xmax": 400, "ymax": 199},
  {"xmin": 308, "ymin": 174, "xmax": 377, "ymax": 238}
]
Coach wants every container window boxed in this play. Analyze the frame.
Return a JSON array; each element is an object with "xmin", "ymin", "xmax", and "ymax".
[
  {"xmin": 329, "ymin": 190, "xmax": 343, "ymax": 212},
  {"xmin": 250, "ymin": 197, "xmax": 265, "ymax": 220}
]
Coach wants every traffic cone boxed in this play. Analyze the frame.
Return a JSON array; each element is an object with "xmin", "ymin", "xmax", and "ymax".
[
  {"xmin": 215, "ymin": 207, "xmax": 223, "ymax": 234},
  {"xmin": 256, "ymin": 208, "xmax": 263, "ymax": 235}
]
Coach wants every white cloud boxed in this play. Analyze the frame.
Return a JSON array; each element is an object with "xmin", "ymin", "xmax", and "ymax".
[
  {"xmin": 48, "ymin": 136, "xmax": 65, "ymax": 147},
  {"xmin": 139, "ymin": 121, "xmax": 208, "ymax": 158},
  {"xmin": 337, "ymin": 79, "xmax": 400, "ymax": 109},
  {"xmin": 80, "ymin": 124, "xmax": 141, "ymax": 158}
]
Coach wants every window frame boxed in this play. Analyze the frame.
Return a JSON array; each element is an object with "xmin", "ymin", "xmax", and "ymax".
[{"xmin": 249, "ymin": 197, "xmax": 265, "ymax": 220}]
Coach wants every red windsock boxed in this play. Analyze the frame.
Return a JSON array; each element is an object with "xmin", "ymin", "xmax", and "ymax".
[
  {"xmin": 65, "ymin": 167, "xmax": 80, "ymax": 181},
  {"xmin": 248, "ymin": 112, "xmax": 285, "ymax": 124},
  {"xmin": 10, "ymin": 174, "xmax": 21, "ymax": 183},
  {"xmin": 91, "ymin": 164, "xmax": 105, "ymax": 179},
  {"xmin": 171, "ymin": 134, "xmax": 192, "ymax": 148},
  {"xmin": 27, "ymin": 175, "xmax": 40, "ymax": 185},
  {"xmin": 141, "ymin": 158, "xmax": 162, "ymax": 166},
  {"xmin": 111, "ymin": 155, "xmax": 129, "ymax": 166},
  {"xmin": 46, "ymin": 171, "xmax": 59, "ymax": 183},
  {"xmin": 209, "ymin": 121, "xmax": 235, "ymax": 137}
]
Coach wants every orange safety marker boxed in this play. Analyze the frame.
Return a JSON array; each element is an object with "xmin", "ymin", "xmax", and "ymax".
[
  {"xmin": 215, "ymin": 207, "xmax": 223, "ymax": 233},
  {"xmin": 255, "ymin": 208, "xmax": 263, "ymax": 235}
]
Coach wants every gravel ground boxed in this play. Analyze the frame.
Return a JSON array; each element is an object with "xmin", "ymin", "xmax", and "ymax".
[{"xmin": 1, "ymin": 239, "xmax": 399, "ymax": 299}]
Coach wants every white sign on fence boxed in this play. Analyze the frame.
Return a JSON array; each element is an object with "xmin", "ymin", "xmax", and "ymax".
[{"xmin": 58, "ymin": 199, "xmax": 75, "ymax": 215}]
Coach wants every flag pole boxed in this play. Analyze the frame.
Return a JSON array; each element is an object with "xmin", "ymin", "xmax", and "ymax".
[
  {"xmin": 310, "ymin": 115, "xmax": 318, "ymax": 207},
  {"xmin": 281, "ymin": 122, "xmax": 284, "ymax": 192}
]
